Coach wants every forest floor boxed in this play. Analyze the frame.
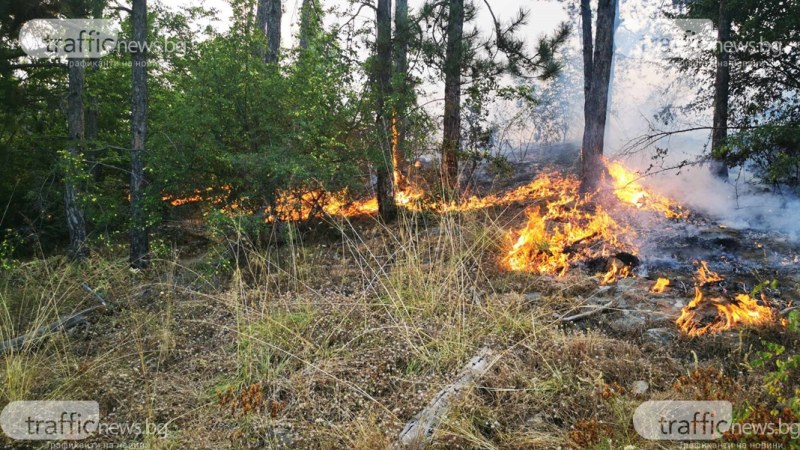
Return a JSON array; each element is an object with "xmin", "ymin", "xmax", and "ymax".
[{"xmin": 2, "ymin": 176, "xmax": 800, "ymax": 449}]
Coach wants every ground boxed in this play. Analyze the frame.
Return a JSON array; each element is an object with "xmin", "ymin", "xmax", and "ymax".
[{"xmin": 2, "ymin": 175, "xmax": 800, "ymax": 449}]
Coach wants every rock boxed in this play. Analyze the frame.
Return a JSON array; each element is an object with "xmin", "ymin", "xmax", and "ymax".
[
  {"xmin": 645, "ymin": 327, "xmax": 676, "ymax": 345},
  {"xmin": 525, "ymin": 413, "xmax": 548, "ymax": 432},
  {"xmin": 609, "ymin": 312, "xmax": 647, "ymax": 333},
  {"xmin": 269, "ymin": 427, "xmax": 294, "ymax": 448},
  {"xmin": 632, "ymin": 380, "xmax": 649, "ymax": 395},
  {"xmin": 524, "ymin": 292, "xmax": 542, "ymax": 303},
  {"xmin": 615, "ymin": 277, "xmax": 637, "ymax": 291}
]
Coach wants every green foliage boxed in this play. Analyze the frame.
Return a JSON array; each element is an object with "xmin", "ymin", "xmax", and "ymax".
[
  {"xmin": 149, "ymin": 26, "xmax": 370, "ymax": 217},
  {"xmin": 671, "ymin": 0, "xmax": 800, "ymax": 187},
  {"xmin": 716, "ymin": 126, "xmax": 800, "ymax": 189},
  {"xmin": 750, "ymin": 311, "xmax": 800, "ymax": 415}
]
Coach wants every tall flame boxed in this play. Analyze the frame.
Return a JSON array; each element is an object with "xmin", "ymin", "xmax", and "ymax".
[{"xmin": 503, "ymin": 172, "xmax": 634, "ymax": 278}]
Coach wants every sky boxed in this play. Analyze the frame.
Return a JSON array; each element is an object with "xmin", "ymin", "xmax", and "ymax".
[{"xmin": 166, "ymin": 0, "xmax": 570, "ymax": 49}]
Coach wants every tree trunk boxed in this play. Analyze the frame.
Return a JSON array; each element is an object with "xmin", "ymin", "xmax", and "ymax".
[
  {"xmin": 580, "ymin": 0, "xmax": 593, "ymax": 112},
  {"xmin": 87, "ymin": 58, "xmax": 100, "ymax": 182},
  {"xmin": 298, "ymin": 0, "xmax": 317, "ymax": 50},
  {"xmin": 580, "ymin": 0, "xmax": 617, "ymax": 194},
  {"xmin": 130, "ymin": 0, "xmax": 149, "ymax": 269},
  {"xmin": 257, "ymin": 0, "xmax": 282, "ymax": 63},
  {"xmin": 710, "ymin": 0, "xmax": 730, "ymax": 180},
  {"xmin": 392, "ymin": 0, "xmax": 410, "ymax": 191},
  {"xmin": 441, "ymin": 0, "xmax": 464, "ymax": 194},
  {"xmin": 65, "ymin": 59, "xmax": 89, "ymax": 261},
  {"xmin": 375, "ymin": 0, "xmax": 397, "ymax": 220}
]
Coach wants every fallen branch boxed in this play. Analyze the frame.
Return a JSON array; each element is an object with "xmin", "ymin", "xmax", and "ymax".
[
  {"xmin": 0, "ymin": 285, "xmax": 109, "ymax": 356},
  {"xmin": 559, "ymin": 300, "xmax": 615, "ymax": 322},
  {"xmin": 780, "ymin": 305, "xmax": 800, "ymax": 317},
  {"xmin": 397, "ymin": 347, "xmax": 496, "ymax": 448},
  {"xmin": 0, "ymin": 305, "xmax": 103, "ymax": 355},
  {"xmin": 81, "ymin": 283, "xmax": 108, "ymax": 308}
]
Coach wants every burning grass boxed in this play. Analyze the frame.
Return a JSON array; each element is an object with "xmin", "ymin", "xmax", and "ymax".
[
  {"xmin": 675, "ymin": 262, "xmax": 780, "ymax": 337},
  {"xmin": 502, "ymin": 172, "xmax": 634, "ymax": 279},
  {"xmin": 4, "ymin": 162, "xmax": 799, "ymax": 448}
]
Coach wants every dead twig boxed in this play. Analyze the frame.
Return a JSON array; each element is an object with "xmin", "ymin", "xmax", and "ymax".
[{"xmin": 559, "ymin": 300, "xmax": 615, "ymax": 322}]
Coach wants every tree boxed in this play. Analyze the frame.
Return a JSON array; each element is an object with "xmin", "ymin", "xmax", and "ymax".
[
  {"xmin": 130, "ymin": 0, "xmax": 149, "ymax": 268},
  {"xmin": 440, "ymin": 0, "xmax": 465, "ymax": 193},
  {"xmin": 64, "ymin": 58, "xmax": 89, "ymax": 261},
  {"xmin": 672, "ymin": 0, "xmax": 800, "ymax": 187},
  {"xmin": 374, "ymin": 0, "xmax": 398, "ymax": 220},
  {"xmin": 709, "ymin": 0, "xmax": 731, "ymax": 180},
  {"xmin": 579, "ymin": 0, "xmax": 617, "ymax": 194},
  {"xmin": 392, "ymin": 0, "xmax": 411, "ymax": 191},
  {"xmin": 298, "ymin": 0, "xmax": 320, "ymax": 50},
  {"xmin": 256, "ymin": 0, "xmax": 282, "ymax": 63},
  {"xmin": 419, "ymin": 0, "xmax": 568, "ymax": 195},
  {"xmin": 63, "ymin": 0, "xmax": 106, "ymax": 261}
]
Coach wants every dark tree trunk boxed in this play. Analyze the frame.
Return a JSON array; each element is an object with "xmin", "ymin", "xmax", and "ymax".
[
  {"xmin": 65, "ymin": 59, "xmax": 89, "ymax": 261},
  {"xmin": 130, "ymin": 0, "xmax": 149, "ymax": 269},
  {"xmin": 710, "ymin": 0, "xmax": 731, "ymax": 180},
  {"xmin": 580, "ymin": 0, "xmax": 617, "ymax": 194},
  {"xmin": 580, "ymin": 0, "xmax": 593, "ymax": 111},
  {"xmin": 87, "ymin": 58, "xmax": 100, "ymax": 182},
  {"xmin": 256, "ymin": 0, "xmax": 282, "ymax": 63},
  {"xmin": 441, "ymin": 0, "xmax": 464, "ymax": 194},
  {"xmin": 392, "ymin": 0, "xmax": 410, "ymax": 191},
  {"xmin": 298, "ymin": 0, "xmax": 317, "ymax": 50},
  {"xmin": 375, "ymin": 0, "xmax": 397, "ymax": 220}
]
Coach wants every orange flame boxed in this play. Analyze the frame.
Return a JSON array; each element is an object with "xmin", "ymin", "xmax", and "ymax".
[
  {"xmin": 504, "ymin": 172, "xmax": 635, "ymax": 277},
  {"xmin": 676, "ymin": 288, "xmax": 776, "ymax": 337},
  {"xmin": 694, "ymin": 260, "xmax": 725, "ymax": 285},
  {"xmin": 650, "ymin": 278, "xmax": 670, "ymax": 293},
  {"xmin": 600, "ymin": 259, "xmax": 632, "ymax": 285},
  {"xmin": 676, "ymin": 261, "xmax": 777, "ymax": 336},
  {"xmin": 606, "ymin": 162, "xmax": 687, "ymax": 219}
]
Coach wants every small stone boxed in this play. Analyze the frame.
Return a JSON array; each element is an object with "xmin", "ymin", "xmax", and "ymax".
[
  {"xmin": 616, "ymin": 277, "xmax": 637, "ymax": 290},
  {"xmin": 609, "ymin": 312, "xmax": 646, "ymax": 333},
  {"xmin": 645, "ymin": 327, "xmax": 676, "ymax": 345},
  {"xmin": 632, "ymin": 380, "xmax": 649, "ymax": 395},
  {"xmin": 525, "ymin": 292, "xmax": 542, "ymax": 303}
]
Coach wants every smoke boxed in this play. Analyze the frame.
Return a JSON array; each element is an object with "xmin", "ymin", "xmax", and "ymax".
[{"xmin": 638, "ymin": 163, "xmax": 800, "ymax": 240}]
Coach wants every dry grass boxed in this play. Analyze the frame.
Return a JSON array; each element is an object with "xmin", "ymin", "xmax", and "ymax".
[{"xmin": 0, "ymin": 207, "xmax": 795, "ymax": 449}]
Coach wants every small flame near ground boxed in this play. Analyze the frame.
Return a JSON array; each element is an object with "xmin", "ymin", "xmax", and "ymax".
[
  {"xmin": 606, "ymin": 162, "xmax": 687, "ymax": 219},
  {"xmin": 676, "ymin": 262, "xmax": 777, "ymax": 337},
  {"xmin": 651, "ymin": 278, "xmax": 670, "ymax": 293}
]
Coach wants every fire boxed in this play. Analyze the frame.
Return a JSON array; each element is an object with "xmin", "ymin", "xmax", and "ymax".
[
  {"xmin": 650, "ymin": 278, "xmax": 670, "ymax": 293},
  {"xmin": 504, "ymin": 172, "xmax": 635, "ymax": 277},
  {"xmin": 676, "ymin": 288, "xmax": 777, "ymax": 337},
  {"xmin": 694, "ymin": 260, "xmax": 724, "ymax": 285},
  {"xmin": 163, "ymin": 185, "xmax": 230, "ymax": 207},
  {"xmin": 600, "ymin": 258, "xmax": 632, "ymax": 285},
  {"xmin": 502, "ymin": 162, "xmax": 690, "ymax": 281},
  {"xmin": 676, "ymin": 261, "xmax": 777, "ymax": 336},
  {"xmin": 606, "ymin": 162, "xmax": 687, "ymax": 219}
]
